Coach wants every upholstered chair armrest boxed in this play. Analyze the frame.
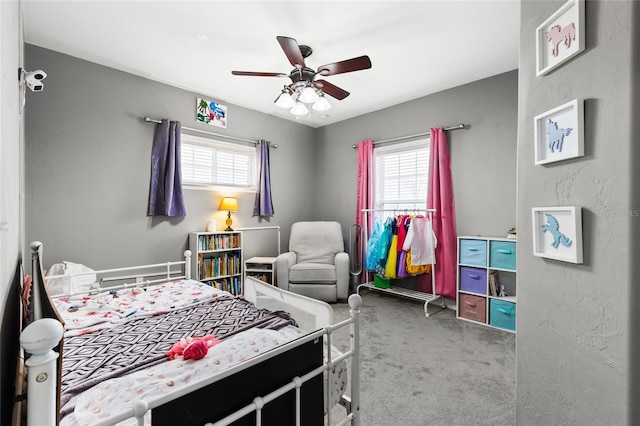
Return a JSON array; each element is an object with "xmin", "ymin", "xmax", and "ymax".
[
  {"xmin": 335, "ymin": 252, "xmax": 350, "ymax": 300},
  {"xmin": 276, "ymin": 252, "xmax": 297, "ymax": 291}
]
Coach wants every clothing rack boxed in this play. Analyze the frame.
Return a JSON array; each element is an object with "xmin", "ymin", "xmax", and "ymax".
[
  {"xmin": 143, "ymin": 117, "xmax": 278, "ymax": 148},
  {"xmin": 351, "ymin": 123, "xmax": 466, "ymax": 149},
  {"xmin": 356, "ymin": 208, "xmax": 445, "ymax": 318}
]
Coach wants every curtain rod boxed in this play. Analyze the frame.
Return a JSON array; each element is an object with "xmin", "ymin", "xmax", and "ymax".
[
  {"xmin": 351, "ymin": 123, "xmax": 466, "ymax": 149},
  {"xmin": 143, "ymin": 117, "xmax": 278, "ymax": 148}
]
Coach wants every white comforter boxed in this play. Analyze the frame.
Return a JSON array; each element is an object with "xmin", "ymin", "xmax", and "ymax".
[{"xmin": 56, "ymin": 280, "xmax": 347, "ymax": 426}]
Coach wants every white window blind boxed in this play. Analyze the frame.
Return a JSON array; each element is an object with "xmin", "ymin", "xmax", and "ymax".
[
  {"xmin": 181, "ymin": 134, "xmax": 257, "ymax": 190},
  {"xmin": 374, "ymin": 138, "xmax": 430, "ymax": 212}
]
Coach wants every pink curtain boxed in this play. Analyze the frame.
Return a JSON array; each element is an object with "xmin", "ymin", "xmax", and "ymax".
[
  {"xmin": 356, "ymin": 140, "xmax": 374, "ymax": 283},
  {"xmin": 425, "ymin": 128, "xmax": 458, "ymax": 299}
]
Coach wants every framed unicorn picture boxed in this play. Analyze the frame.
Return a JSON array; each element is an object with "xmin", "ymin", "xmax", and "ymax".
[
  {"xmin": 536, "ymin": 0, "xmax": 585, "ymax": 76},
  {"xmin": 534, "ymin": 99, "xmax": 584, "ymax": 165},
  {"xmin": 532, "ymin": 206, "xmax": 583, "ymax": 264}
]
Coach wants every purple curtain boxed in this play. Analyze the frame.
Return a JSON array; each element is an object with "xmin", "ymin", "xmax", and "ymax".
[
  {"xmin": 356, "ymin": 140, "xmax": 374, "ymax": 283},
  {"xmin": 425, "ymin": 128, "xmax": 458, "ymax": 299},
  {"xmin": 148, "ymin": 120, "xmax": 187, "ymax": 217},
  {"xmin": 253, "ymin": 139, "xmax": 274, "ymax": 217}
]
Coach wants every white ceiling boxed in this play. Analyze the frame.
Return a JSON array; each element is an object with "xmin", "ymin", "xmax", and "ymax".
[{"xmin": 22, "ymin": 1, "xmax": 521, "ymax": 128}]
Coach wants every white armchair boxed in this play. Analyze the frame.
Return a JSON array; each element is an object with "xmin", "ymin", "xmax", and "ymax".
[{"xmin": 276, "ymin": 221, "xmax": 349, "ymax": 303}]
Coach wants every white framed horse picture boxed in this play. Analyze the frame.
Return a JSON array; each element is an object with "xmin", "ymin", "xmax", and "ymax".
[{"xmin": 536, "ymin": 0, "xmax": 585, "ymax": 76}]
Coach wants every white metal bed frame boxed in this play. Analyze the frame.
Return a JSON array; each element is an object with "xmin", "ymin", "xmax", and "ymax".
[{"xmin": 19, "ymin": 241, "xmax": 362, "ymax": 426}]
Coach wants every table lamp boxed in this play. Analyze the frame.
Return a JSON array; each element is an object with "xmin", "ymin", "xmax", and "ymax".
[{"xmin": 218, "ymin": 197, "xmax": 239, "ymax": 231}]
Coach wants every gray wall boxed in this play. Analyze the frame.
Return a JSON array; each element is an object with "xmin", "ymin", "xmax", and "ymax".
[
  {"xmin": 25, "ymin": 45, "xmax": 518, "ymax": 269},
  {"xmin": 517, "ymin": 1, "xmax": 635, "ymax": 424},
  {"xmin": 24, "ymin": 45, "xmax": 316, "ymax": 266},
  {"xmin": 315, "ymin": 70, "xmax": 519, "ymax": 240}
]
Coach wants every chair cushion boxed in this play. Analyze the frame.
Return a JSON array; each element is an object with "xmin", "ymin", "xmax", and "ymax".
[
  {"xmin": 289, "ymin": 221, "xmax": 344, "ymax": 264},
  {"xmin": 289, "ymin": 263, "xmax": 337, "ymax": 284}
]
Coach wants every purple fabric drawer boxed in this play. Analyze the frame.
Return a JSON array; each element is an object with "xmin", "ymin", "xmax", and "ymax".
[{"xmin": 459, "ymin": 266, "xmax": 487, "ymax": 295}]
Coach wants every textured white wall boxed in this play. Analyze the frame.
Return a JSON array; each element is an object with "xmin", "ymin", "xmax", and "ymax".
[
  {"xmin": 517, "ymin": 1, "xmax": 633, "ymax": 423},
  {"xmin": 0, "ymin": 0, "xmax": 21, "ymax": 315},
  {"xmin": 0, "ymin": 1, "xmax": 23, "ymax": 424}
]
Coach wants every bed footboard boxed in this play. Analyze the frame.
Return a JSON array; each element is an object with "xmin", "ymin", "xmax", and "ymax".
[
  {"xmin": 19, "ymin": 242, "xmax": 362, "ymax": 426},
  {"xmin": 154, "ymin": 337, "xmax": 324, "ymax": 425}
]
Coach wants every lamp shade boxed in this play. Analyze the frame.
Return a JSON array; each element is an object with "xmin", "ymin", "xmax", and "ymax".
[
  {"xmin": 312, "ymin": 95, "xmax": 331, "ymax": 111},
  {"xmin": 290, "ymin": 101, "xmax": 309, "ymax": 116},
  {"xmin": 275, "ymin": 91, "xmax": 295, "ymax": 108},
  {"xmin": 298, "ymin": 86, "xmax": 319, "ymax": 103},
  {"xmin": 218, "ymin": 197, "xmax": 239, "ymax": 212}
]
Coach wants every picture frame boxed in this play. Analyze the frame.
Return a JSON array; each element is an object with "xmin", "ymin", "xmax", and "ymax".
[
  {"xmin": 534, "ymin": 99, "xmax": 584, "ymax": 165},
  {"xmin": 532, "ymin": 206, "xmax": 583, "ymax": 264},
  {"xmin": 196, "ymin": 97, "xmax": 227, "ymax": 128},
  {"xmin": 536, "ymin": 0, "xmax": 585, "ymax": 77}
]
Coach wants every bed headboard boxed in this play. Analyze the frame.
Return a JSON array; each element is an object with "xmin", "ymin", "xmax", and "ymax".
[
  {"xmin": 29, "ymin": 242, "xmax": 64, "ymax": 325},
  {"xmin": 20, "ymin": 241, "xmax": 65, "ymax": 426}
]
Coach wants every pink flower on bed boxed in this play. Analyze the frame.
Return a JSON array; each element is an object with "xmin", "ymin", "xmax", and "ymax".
[
  {"xmin": 166, "ymin": 335, "xmax": 221, "ymax": 360},
  {"xmin": 183, "ymin": 340, "xmax": 208, "ymax": 360}
]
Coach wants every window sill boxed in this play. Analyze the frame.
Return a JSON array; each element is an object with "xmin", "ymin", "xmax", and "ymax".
[{"xmin": 184, "ymin": 184, "xmax": 258, "ymax": 194}]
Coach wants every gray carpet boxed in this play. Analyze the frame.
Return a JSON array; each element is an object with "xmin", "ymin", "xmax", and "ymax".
[{"xmin": 328, "ymin": 290, "xmax": 515, "ymax": 426}]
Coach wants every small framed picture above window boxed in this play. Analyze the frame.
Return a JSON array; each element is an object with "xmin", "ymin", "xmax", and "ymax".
[
  {"xmin": 196, "ymin": 98, "xmax": 227, "ymax": 128},
  {"xmin": 181, "ymin": 133, "xmax": 257, "ymax": 191}
]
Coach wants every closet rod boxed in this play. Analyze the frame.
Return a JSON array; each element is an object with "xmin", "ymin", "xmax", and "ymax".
[
  {"xmin": 143, "ymin": 117, "xmax": 278, "ymax": 148},
  {"xmin": 351, "ymin": 123, "xmax": 466, "ymax": 149}
]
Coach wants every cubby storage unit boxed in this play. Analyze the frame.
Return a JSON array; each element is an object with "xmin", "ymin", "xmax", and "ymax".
[
  {"xmin": 457, "ymin": 236, "xmax": 516, "ymax": 332},
  {"xmin": 189, "ymin": 231, "xmax": 243, "ymax": 296}
]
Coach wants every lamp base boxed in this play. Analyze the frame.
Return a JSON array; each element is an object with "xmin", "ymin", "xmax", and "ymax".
[{"xmin": 225, "ymin": 212, "xmax": 234, "ymax": 231}]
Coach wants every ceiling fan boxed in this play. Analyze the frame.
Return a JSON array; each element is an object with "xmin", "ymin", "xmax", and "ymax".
[{"xmin": 231, "ymin": 36, "xmax": 372, "ymax": 115}]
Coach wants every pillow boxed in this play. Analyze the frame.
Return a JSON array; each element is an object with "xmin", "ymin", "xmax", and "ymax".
[{"xmin": 46, "ymin": 261, "xmax": 97, "ymax": 295}]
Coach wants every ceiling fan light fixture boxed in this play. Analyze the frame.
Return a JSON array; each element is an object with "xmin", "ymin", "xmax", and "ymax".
[
  {"xmin": 290, "ymin": 101, "xmax": 308, "ymax": 116},
  {"xmin": 298, "ymin": 85, "xmax": 319, "ymax": 103},
  {"xmin": 232, "ymin": 36, "xmax": 371, "ymax": 120},
  {"xmin": 275, "ymin": 90, "xmax": 295, "ymax": 108},
  {"xmin": 312, "ymin": 94, "xmax": 331, "ymax": 111}
]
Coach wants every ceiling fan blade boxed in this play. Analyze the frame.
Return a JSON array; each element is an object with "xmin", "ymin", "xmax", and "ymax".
[
  {"xmin": 232, "ymin": 71, "xmax": 288, "ymax": 77},
  {"xmin": 276, "ymin": 36, "xmax": 306, "ymax": 68},
  {"xmin": 317, "ymin": 55, "xmax": 372, "ymax": 76},
  {"xmin": 314, "ymin": 80, "xmax": 350, "ymax": 100}
]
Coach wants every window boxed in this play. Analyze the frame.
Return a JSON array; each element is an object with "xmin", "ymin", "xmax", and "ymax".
[
  {"xmin": 181, "ymin": 134, "xmax": 257, "ymax": 190},
  {"xmin": 374, "ymin": 138, "xmax": 430, "ymax": 212}
]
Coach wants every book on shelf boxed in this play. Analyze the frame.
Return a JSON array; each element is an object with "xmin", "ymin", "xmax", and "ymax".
[
  {"xmin": 489, "ymin": 270, "xmax": 499, "ymax": 297},
  {"xmin": 198, "ymin": 233, "xmax": 240, "ymax": 251}
]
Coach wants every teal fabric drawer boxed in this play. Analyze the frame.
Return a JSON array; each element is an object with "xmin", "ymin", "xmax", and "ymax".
[
  {"xmin": 459, "ymin": 239, "xmax": 487, "ymax": 267},
  {"xmin": 489, "ymin": 299, "xmax": 516, "ymax": 331},
  {"xmin": 489, "ymin": 241, "xmax": 516, "ymax": 270}
]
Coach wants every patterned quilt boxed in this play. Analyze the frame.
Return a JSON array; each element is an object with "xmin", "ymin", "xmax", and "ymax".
[
  {"xmin": 54, "ymin": 279, "xmax": 228, "ymax": 336},
  {"xmin": 60, "ymin": 296, "xmax": 297, "ymax": 415}
]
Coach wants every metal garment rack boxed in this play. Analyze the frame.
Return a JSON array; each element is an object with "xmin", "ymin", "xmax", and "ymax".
[{"xmin": 356, "ymin": 208, "xmax": 445, "ymax": 318}]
